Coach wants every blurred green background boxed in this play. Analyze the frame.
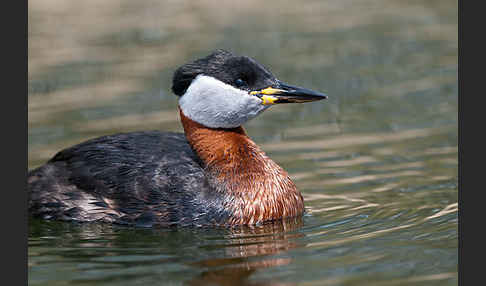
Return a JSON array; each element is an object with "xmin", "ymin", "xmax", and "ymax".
[{"xmin": 28, "ymin": 0, "xmax": 457, "ymax": 285}]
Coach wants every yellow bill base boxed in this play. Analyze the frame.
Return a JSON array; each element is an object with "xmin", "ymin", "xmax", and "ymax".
[
  {"xmin": 250, "ymin": 87, "xmax": 283, "ymax": 105},
  {"xmin": 260, "ymin": 95, "xmax": 277, "ymax": 105}
]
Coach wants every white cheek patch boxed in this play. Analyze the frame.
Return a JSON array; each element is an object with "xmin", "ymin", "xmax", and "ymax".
[{"xmin": 178, "ymin": 75, "xmax": 270, "ymax": 128}]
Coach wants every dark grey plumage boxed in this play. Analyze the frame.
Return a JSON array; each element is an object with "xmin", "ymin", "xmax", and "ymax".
[
  {"xmin": 28, "ymin": 131, "xmax": 230, "ymax": 227},
  {"xmin": 172, "ymin": 49, "xmax": 277, "ymax": 96},
  {"xmin": 28, "ymin": 49, "xmax": 278, "ymax": 227},
  {"xmin": 28, "ymin": 49, "xmax": 325, "ymax": 227}
]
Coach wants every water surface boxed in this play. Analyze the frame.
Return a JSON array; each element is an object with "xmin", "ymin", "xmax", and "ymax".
[{"xmin": 28, "ymin": 0, "xmax": 457, "ymax": 285}]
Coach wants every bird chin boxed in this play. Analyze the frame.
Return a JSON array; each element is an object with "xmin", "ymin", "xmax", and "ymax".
[{"xmin": 179, "ymin": 75, "xmax": 270, "ymax": 129}]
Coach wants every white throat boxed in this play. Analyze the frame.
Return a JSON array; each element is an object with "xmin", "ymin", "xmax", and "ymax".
[{"xmin": 178, "ymin": 75, "xmax": 269, "ymax": 128}]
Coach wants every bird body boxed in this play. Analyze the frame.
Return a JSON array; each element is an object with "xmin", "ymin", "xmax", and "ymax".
[{"xmin": 28, "ymin": 50, "xmax": 327, "ymax": 227}]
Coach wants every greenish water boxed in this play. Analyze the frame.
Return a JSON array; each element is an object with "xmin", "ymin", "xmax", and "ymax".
[{"xmin": 28, "ymin": 0, "xmax": 457, "ymax": 285}]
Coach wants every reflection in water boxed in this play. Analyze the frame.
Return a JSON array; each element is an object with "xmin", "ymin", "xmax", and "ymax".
[
  {"xmin": 29, "ymin": 217, "xmax": 304, "ymax": 286},
  {"xmin": 187, "ymin": 218, "xmax": 303, "ymax": 286}
]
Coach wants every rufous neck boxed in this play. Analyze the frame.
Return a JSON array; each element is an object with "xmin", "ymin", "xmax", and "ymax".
[
  {"xmin": 179, "ymin": 108, "xmax": 304, "ymax": 225},
  {"xmin": 179, "ymin": 108, "xmax": 262, "ymax": 175}
]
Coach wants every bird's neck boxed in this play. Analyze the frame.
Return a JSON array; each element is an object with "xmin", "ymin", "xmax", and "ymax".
[{"xmin": 179, "ymin": 108, "xmax": 304, "ymax": 225}]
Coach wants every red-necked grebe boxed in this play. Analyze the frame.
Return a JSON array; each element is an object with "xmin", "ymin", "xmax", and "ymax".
[{"xmin": 28, "ymin": 49, "xmax": 328, "ymax": 227}]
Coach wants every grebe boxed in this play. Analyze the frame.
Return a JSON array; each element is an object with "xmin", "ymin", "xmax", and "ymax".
[{"xmin": 28, "ymin": 50, "xmax": 327, "ymax": 227}]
